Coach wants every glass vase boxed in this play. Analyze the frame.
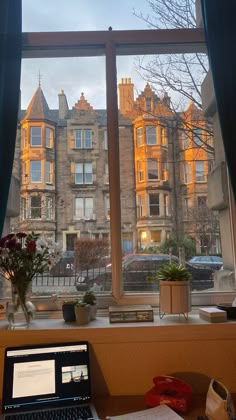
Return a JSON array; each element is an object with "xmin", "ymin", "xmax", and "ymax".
[{"xmin": 6, "ymin": 284, "xmax": 36, "ymax": 329}]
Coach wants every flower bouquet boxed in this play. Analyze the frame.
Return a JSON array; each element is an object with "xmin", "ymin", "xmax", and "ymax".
[{"xmin": 0, "ymin": 232, "xmax": 60, "ymax": 325}]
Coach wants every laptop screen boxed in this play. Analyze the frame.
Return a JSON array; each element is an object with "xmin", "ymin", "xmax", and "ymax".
[{"xmin": 2, "ymin": 341, "xmax": 92, "ymax": 414}]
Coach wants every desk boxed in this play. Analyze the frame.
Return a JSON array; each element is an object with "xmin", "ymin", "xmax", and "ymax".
[{"xmin": 95, "ymin": 395, "xmax": 207, "ymax": 419}]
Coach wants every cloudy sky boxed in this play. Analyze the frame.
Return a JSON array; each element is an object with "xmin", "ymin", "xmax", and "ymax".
[{"xmin": 21, "ymin": 0, "xmax": 151, "ymax": 111}]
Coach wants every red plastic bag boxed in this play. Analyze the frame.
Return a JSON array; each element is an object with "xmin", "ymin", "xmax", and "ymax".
[{"xmin": 145, "ymin": 375, "xmax": 192, "ymax": 414}]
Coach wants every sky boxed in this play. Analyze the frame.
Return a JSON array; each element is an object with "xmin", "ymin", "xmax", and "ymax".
[{"xmin": 21, "ymin": 0, "xmax": 151, "ymax": 110}]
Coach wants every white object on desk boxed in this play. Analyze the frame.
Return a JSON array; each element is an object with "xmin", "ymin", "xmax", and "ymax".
[{"xmin": 106, "ymin": 404, "xmax": 183, "ymax": 419}]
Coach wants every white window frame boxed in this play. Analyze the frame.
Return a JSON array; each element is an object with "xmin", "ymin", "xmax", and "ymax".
[
  {"xmin": 75, "ymin": 197, "xmax": 94, "ymax": 220},
  {"xmin": 75, "ymin": 162, "xmax": 93, "ymax": 184},
  {"xmin": 147, "ymin": 158, "xmax": 158, "ymax": 181},
  {"xmin": 146, "ymin": 126, "xmax": 157, "ymax": 145},
  {"xmin": 160, "ymin": 126, "xmax": 167, "ymax": 146},
  {"xmin": 45, "ymin": 161, "xmax": 52, "ymax": 184},
  {"xmin": 74, "ymin": 129, "xmax": 92, "ymax": 149},
  {"xmin": 195, "ymin": 161, "xmax": 205, "ymax": 182},
  {"xmin": 136, "ymin": 127, "xmax": 143, "ymax": 147},
  {"xmin": 137, "ymin": 161, "xmax": 144, "ymax": 182},
  {"xmin": 29, "ymin": 195, "xmax": 42, "ymax": 219},
  {"xmin": 184, "ymin": 162, "xmax": 191, "ymax": 184},
  {"xmin": 30, "ymin": 127, "xmax": 42, "ymax": 147},
  {"xmin": 30, "ymin": 160, "xmax": 41, "ymax": 183},
  {"xmin": 46, "ymin": 127, "xmax": 53, "ymax": 148},
  {"xmin": 149, "ymin": 193, "xmax": 160, "ymax": 216},
  {"xmin": 137, "ymin": 194, "xmax": 145, "ymax": 218}
]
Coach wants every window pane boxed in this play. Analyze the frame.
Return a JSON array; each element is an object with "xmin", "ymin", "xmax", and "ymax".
[
  {"xmin": 148, "ymin": 159, "xmax": 158, "ymax": 180},
  {"xmin": 30, "ymin": 127, "xmax": 41, "ymax": 146},
  {"xmin": 30, "ymin": 161, "xmax": 41, "ymax": 182},
  {"xmin": 146, "ymin": 126, "xmax": 156, "ymax": 145}
]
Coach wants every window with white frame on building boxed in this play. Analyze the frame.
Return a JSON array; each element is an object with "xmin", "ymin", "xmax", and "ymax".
[
  {"xmin": 164, "ymin": 194, "xmax": 169, "ymax": 216},
  {"xmin": 147, "ymin": 158, "xmax": 158, "ymax": 180},
  {"xmin": 74, "ymin": 129, "xmax": 92, "ymax": 149},
  {"xmin": 161, "ymin": 161, "xmax": 168, "ymax": 180},
  {"xmin": 193, "ymin": 127, "xmax": 203, "ymax": 147},
  {"xmin": 136, "ymin": 127, "xmax": 143, "ymax": 147},
  {"xmin": 137, "ymin": 194, "xmax": 145, "ymax": 217},
  {"xmin": 104, "ymin": 130, "xmax": 108, "ymax": 150},
  {"xmin": 30, "ymin": 160, "xmax": 41, "ymax": 183},
  {"xmin": 45, "ymin": 127, "xmax": 53, "ymax": 148},
  {"xmin": 137, "ymin": 160, "xmax": 144, "ymax": 182},
  {"xmin": 160, "ymin": 126, "xmax": 167, "ymax": 145},
  {"xmin": 105, "ymin": 163, "xmax": 109, "ymax": 184},
  {"xmin": 182, "ymin": 130, "xmax": 190, "ymax": 149},
  {"xmin": 21, "ymin": 197, "xmax": 27, "ymax": 221},
  {"xmin": 149, "ymin": 193, "xmax": 160, "ymax": 216},
  {"xmin": 150, "ymin": 230, "xmax": 161, "ymax": 243},
  {"xmin": 195, "ymin": 161, "xmax": 205, "ymax": 182},
  {"xmin": 75, "ymin": 197, "xmax": 94, "ymax": 219},
  {"xmin": 30, "ymin": 195, "xmax": 41, "ymax": 219},
  {"xmin": 30, "ymin": 127, "xmax": 42, "ymax": 147},
  {"xmin": 75, "ymin": 162, "xmax": 93, "ymax": 184},
  {"xmin": 183, "ymin": 162, "xmax": 191, "ymax": 184},
  {"xmin": 46, "ymin": 196, "xmax": 53, "ymax": 220},
  {"xmin": 146, "ymin": 126, "xmax": 156, "ymax": 145},
  {"xmin": 105, "ymin": 195, "xmax": 110, "ymax": 219},
  {"xmin": 45, "ymin": 161, "xmax": 52, "ymax": 184}
]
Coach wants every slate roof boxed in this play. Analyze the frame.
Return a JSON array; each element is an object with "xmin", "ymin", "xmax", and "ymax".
[{"xmin": 22, "ymin": 85, "xmax": 53, "ymax": 122}]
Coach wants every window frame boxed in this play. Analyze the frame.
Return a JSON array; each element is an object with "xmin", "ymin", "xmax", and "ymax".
[
  {"xmin": 30, "ymin": 126, "xmax": 42, "ymax": 147},
  {"xmin": 29, "ymin": 195, "xmax": 42, "ymax": 219},
  {"xmin": 19, "ymin": 25, "xmax": 228, "ymax": 307},
  {"xmin": 74, "ymin": 162, "xmax": 93, "ymax": 185},
  {"xmin": 74, "ymin": 129, "xmax": 92, "ymax": 149},
  {"xmin": 75, "ymin": 196, "xmax": 94, "ymax": 220},
  {"xmin": 30, "ymin": 160, "xmax": 41, "ymax": 183},
  {"xmin": 146, "ymin": 126, "xmax": 157, "ymax": 145},
  {"xmin": 195, "ymin": 161, "xmax": 205, "ymax": 182}
]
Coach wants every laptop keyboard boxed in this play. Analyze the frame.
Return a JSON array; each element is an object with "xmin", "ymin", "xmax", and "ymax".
[{"xmin": 5, "ymin": 405, "xmax": 95, "ymax": 419}]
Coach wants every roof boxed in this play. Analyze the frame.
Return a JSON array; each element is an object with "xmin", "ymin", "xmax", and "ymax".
[{"xmin": 22, "ymin": 85, "xmax": 53, "ymax": 122}]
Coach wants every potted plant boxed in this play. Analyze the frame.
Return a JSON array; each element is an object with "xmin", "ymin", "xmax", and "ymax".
[
  {"xmin": 156, "ymin": 263, "xmax": 192, "ymax": 318},
  {"xmin": 74, "ymin": 300, "xmax": 91, "ymax": 325},
  {"xmin": 62, "ymin": 300, "xmax": 78, "ymax": 322},
  {"xmin": 82, "ymin": 290, "xmax": 97, "ymax": 320}
]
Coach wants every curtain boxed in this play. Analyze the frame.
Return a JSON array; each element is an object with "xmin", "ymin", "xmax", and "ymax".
[
  {"xmin": 0, "ymin": 0, "xmax": 22, "ymax": 236},
  {"xmin": 201, "ymin": 1, "xmax": 236, "ymax": 202}
]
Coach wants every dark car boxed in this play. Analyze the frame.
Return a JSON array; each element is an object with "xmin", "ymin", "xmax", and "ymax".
[
  {"xmin": 188, "ymin": 256, "xmax": 223, "ymax": 270},
  {"xmin": 50, "ymin": 252, "xmax": 75, "ymax": 276},
  {"xmin": 76, "ymin": 254, "xmax": 214, "ymax": 292}
]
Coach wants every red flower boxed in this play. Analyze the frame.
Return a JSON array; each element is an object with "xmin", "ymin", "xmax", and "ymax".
[
  {"xmin": 6, "ymin": 234, "xmax": 15, "ymax": 240},
  {"xmin": 16, "ymin": 232, "xmax": 27, "ymax": 239},
  {"xmin": 26, "ymin": 241, "xmax": 36, "ymax": 252}
]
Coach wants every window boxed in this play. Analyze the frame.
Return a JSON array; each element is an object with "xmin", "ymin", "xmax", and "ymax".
[
  {"xmin": 45, "ymin": 161, "xmax": 52, "ymax": 184},
  {"xmin": 75, "ymin": 163, "xmax": 93, "ymax": 184},
  {"xmin": 195, "ymin": 161, "xmax": 205, "ymax": 182},
  {"xmin": 136, "ymin": 127, "xmax": 143, "ymax": 147},
  {"xmin": 183, "ymin": 162, "xmax": 191, "ymax": 184},
  {"xmin": 66, "ymin": 234, "xmax": 77, "ymax": 251},
  {"xmin": 137, "ymin": 161, "xmax": 144, "ymax": 182},
  {"xmin": 46, "ymin": 127, "xmax": 53, "ymax": 148},
  {"xmin": 30, "ymin": 161, "xmax": 41, "ymax": 183},
  {"xmin": 150, "ymin": 231, "xmax": 161, "ymax": 242},
  {"xmin": 161, "ymin": 161, "xmax": 168, "ymax": 180},
  {"xmin": 137, "ymin": 194, "xmax": 145, "ymax": 217},
  {"xmin": 74, "ymin": 129, "xmax": 92, "ymax": 149},
  {"xmin": 146, "ymin": 126, "xmax": 156, "ymax": 145},
  {"xmin": 197, "ymin": 196, "xmax": 207, "ymax": 208},
  {"xmin": 46, "ymin": 197, "xmax": 53, "ymax": 220},
  {"xmin": 149, "ymin": 193, "xmax": 160, "ymax": 216},
  {"xmin": 105, "ymin": 195, "xmax": 110, "ymax": 219},
  {"xmin": 21, "ymin": 197, "xmax": 27, "ymax": 221},
  {"xmin": 183, "ymin": 197, "xmax": 190, "ymax": 218},
  {"xmin": 30, "ymin": 127, "xmax": 42, "ymax": 146},
  {"xmin": 104, "ymin": 130, "xmax": 108, "ymax": 150},
  {"xmin": 75, "ymin": 197, "xmax": 94, "ymax": 219},
  {"xmin": 164, "ymin": 194, "xmax": 169, "ymax": 216},
  {"xmin": 160, "ymin": 126, "xmax": 167, "ymax": 146},
  {"xmin": 146, "ymin": 97, "xmax": 151, "ymax": 111},
  {"xmin": 193, "ymin": 127, "xmax": 203, "ymax": 147},
  {"xmin": 147, "ymin": 159, "xmax": 158, "ymax": 180},
  {"xmin": 105, "ymin": 163, "xmax": 109, "ymax": 184},
  {"xmin": 30, "ymin": 196, "xmax": 41, "ymax": 219},
  {"xmin": 182, "ymin": 131, "xmax": 190, "ymax": 149}
]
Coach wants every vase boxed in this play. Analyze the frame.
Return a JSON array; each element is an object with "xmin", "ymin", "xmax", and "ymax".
[{"xmin": 6, "ymin": 284, "xmax": 36, "ymax": 329}]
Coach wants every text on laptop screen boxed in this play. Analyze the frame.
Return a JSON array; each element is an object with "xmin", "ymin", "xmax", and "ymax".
[{"xmin": 2, "ymin": 342, "xmax": 92, "ymax": 414}]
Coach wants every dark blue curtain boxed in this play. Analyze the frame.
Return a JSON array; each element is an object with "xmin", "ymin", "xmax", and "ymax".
[
  {"xmin": 201, "ymin": 0, "xmax": 236, "ymax": 202},
  {"xmin": 0, "ymin": 0, "xmax": 22, "ymax": 236}
]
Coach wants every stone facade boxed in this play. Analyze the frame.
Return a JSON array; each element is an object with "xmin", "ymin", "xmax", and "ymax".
[{"xmin": 10, "ymin": 79, "xmax": 219, "ymax": 255}]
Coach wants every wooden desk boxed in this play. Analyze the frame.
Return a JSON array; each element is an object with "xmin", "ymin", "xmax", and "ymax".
[{"xmin": 95, "ymin": 395, "xmax": 207, "ymax": 419}]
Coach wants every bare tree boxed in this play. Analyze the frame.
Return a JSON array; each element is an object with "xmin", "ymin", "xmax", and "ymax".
[{"xmin": 133, "ymin": 0, "xmax": 213, "ymax": 152}]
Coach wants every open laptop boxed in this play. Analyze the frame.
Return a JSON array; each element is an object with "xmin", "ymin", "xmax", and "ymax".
[{"xmin": 0, "ymin": 341, "xmax": 99, "ymax": 419}]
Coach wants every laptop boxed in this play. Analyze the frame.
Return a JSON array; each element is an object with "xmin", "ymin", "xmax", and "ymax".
[{"xmin": 0, "ymin": 341, "xmax": 99, "ymax": 419}]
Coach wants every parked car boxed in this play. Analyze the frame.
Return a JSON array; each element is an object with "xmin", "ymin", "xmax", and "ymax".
[
  {"xmin": 188, "ymin": 256, "xmax": 223, "ymax": 270},
  {"xmin": 50, "ymin": 252, "xmax": 74, "ymax": 276},
  {"xmin": 76, "ymin": 254, "xmax": 214, "ymax": 292}
]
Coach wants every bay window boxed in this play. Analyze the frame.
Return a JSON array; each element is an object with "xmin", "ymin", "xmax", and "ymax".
[
  {"xmin": 146, "ymin": 126, "xmax": 156, "ymax": 145},
  {"xmin": 45, "ymin": 161, "xmax": 52, "ymax": 184},
  {"xmin": 30, "ymin": 127, "xmax": 42, "ymax": 146},
  {"xmin": 30, "ymin": 195, "xmax": 41, "ymax": 219},
  {"xmin": 149, "ymin": 193, "xmax": 160, "ymax": 216},
  {"xmin": 147, "ymin": 158, "xmax": 158, "ymax": 180},
  {"xmin": 137, "ymin": 194, "xmax": 145, "ymax": 217},
  {"xmin": 195, "ymin": 161, "xmax": 205, "ymax": 182},
  {"xmin": 46, "ymin": 127, "xmax": 53, "ymax": 148},
  {"xmin": 136, "ymin": 127, "xmax": 143, "ymax": 147},
  {"xmin": 30, "ymin": 161, "xmax": 41, "ymax": 183}
]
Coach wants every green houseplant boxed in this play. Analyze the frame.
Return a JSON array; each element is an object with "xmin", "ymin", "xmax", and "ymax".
[
  {"xmin": 74, "ymin": 300, "xmax": 91, "ymax": 325},
  {"xmin": 82, "ymin": 290, "xmax": 97, "ymax": 320},
  {"xmin": 156, "ymin": 263, "xmax": 192, "ymax": 318}
]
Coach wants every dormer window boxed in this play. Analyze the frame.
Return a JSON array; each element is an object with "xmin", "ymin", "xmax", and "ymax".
[{"xmin": 30, "ymin": 127, "xmax": 42, "ymax": 146}]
